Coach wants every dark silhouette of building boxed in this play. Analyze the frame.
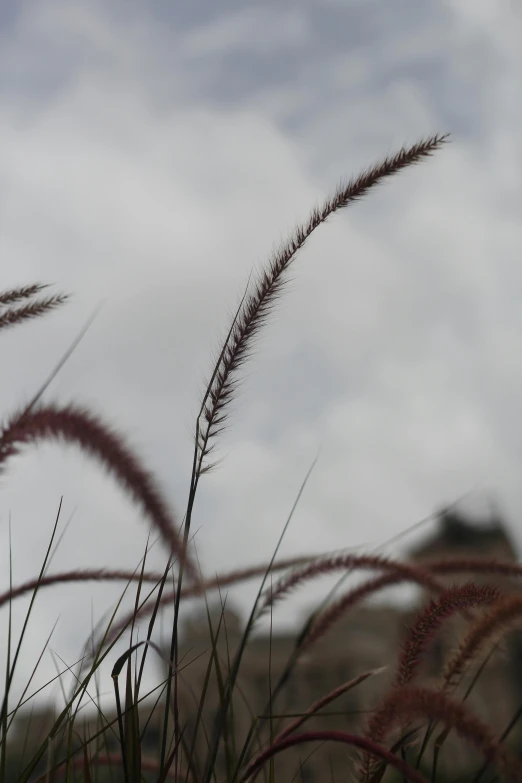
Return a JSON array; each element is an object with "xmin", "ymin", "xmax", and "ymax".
[{"xmin": 8, "ymin": 506, "xmax": 522, "ymax": 779}]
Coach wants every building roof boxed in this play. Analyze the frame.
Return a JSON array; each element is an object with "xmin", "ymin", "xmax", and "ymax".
[{"xmin": 408, "ymin": 505, "xmax": 517, "ymax": 562}]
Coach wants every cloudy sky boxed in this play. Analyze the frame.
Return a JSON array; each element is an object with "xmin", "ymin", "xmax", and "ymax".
[{"xmin": 1, "ymin": 0, "xmax": 521, "ymax": 712}]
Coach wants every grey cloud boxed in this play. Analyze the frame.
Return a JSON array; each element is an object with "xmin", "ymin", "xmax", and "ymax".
[{"xmin": 0, "ymin": 0, "xmax": 521, "ymax": 709}]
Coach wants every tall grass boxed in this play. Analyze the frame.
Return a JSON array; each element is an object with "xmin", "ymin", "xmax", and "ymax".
[{"xmin": 2, "ymin": 133, "xmax": 521, "ymax": 782}]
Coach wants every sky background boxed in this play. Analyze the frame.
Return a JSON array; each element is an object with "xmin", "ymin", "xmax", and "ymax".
[{"xmin": 1, "ymin": 0, "xmax": 522, "ymax": 713}]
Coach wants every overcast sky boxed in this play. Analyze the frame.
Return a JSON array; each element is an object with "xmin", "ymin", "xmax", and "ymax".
[{"xmin": 1, "ymin": 0, "xmax": 522, "ymax": 712}]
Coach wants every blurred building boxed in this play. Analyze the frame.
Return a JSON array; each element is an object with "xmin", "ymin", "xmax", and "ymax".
[
  {"xmin": 174, "ymin": 507, "xmax": 522, "ymax": 780},
  {"xmin": 7, "ymin": 507, "xmax": 522, "ymax": 781}
]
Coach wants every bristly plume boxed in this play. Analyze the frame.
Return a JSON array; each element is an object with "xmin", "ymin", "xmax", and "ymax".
[
  {"xmin": 260, "ymin": 552, "xmax": 444, "ymax": 613},
  {"xmin": 360, "ymin": 583, "xmax": 501, "ymax": 780},
  {"xmin": 426, "ymin": 557, "xmax": 522, "ymax": 581},
  {"xmin": 358, "ymin": 582, "xmax": 501, "ymax": 778},
  {"xmin": 300, "ymin": 570, "xmax": 444, "ymax": 655},
  {"xmin": 362, "ymin": 686, "xmax": 522, "ymax": 781},
  {"xmin": 444, "ymin": 593, "xmax": 522, "ymax": 691},
  {"xmin": 98, "ymin": 553, "xmax": 327, "ymax": 654},
  {"xmin": 0, "ymin": 286, "xmax": 69, "ymax": 333},
  {"xmin": 253, "ymin": 559, "xmax": 446, "ymax": 680},
  {"xmin": 395, "ymin": 582, "xmax": 501, "ymax": 689},
  {"xmin": 0, "ymin": 403, "xmax": 196, "ymax": 581},
  {"xmin": 196, "ymin": 134, "xmax": 449, "ymax": 474},
  {"xmin": 0, "ymin": 554, "xmax": 325, "ymax": 613},
  {"xmin": 0, "ymin": 283, "xmax": 49, "ymax": 306},
  {"xmin": 0, "ymin": 568, "xmax": 170, "ymax": 609}
]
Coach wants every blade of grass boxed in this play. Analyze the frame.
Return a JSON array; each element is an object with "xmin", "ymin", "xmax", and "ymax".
[
  {"xmin": 22, "ymin": 301, "xmax": 104, "ymax": 415},
  {"xmin": 0, "ymin": 499, "xmax": 63, "ymax": 750},
  {"xmin": 6, "ymin": 619, "xmax": 59, "ymax": 740},
  {"xmin": 17, "ymin": 565, "xmax": 153, "ymax": 783},
  {"xmin": 253, "ymin": 490, "xmax": 476, "ymax": 751},
  {"xmin": 210, "ymin": 453, "xmax": 319, "ymax": 783},
  {"xmin": 0, "ymin": 517, "xmax": 14, "ymax": 783},
  {"xmin": 160, "ymin": 276, "xmax": 253, "ymax": 772}
]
